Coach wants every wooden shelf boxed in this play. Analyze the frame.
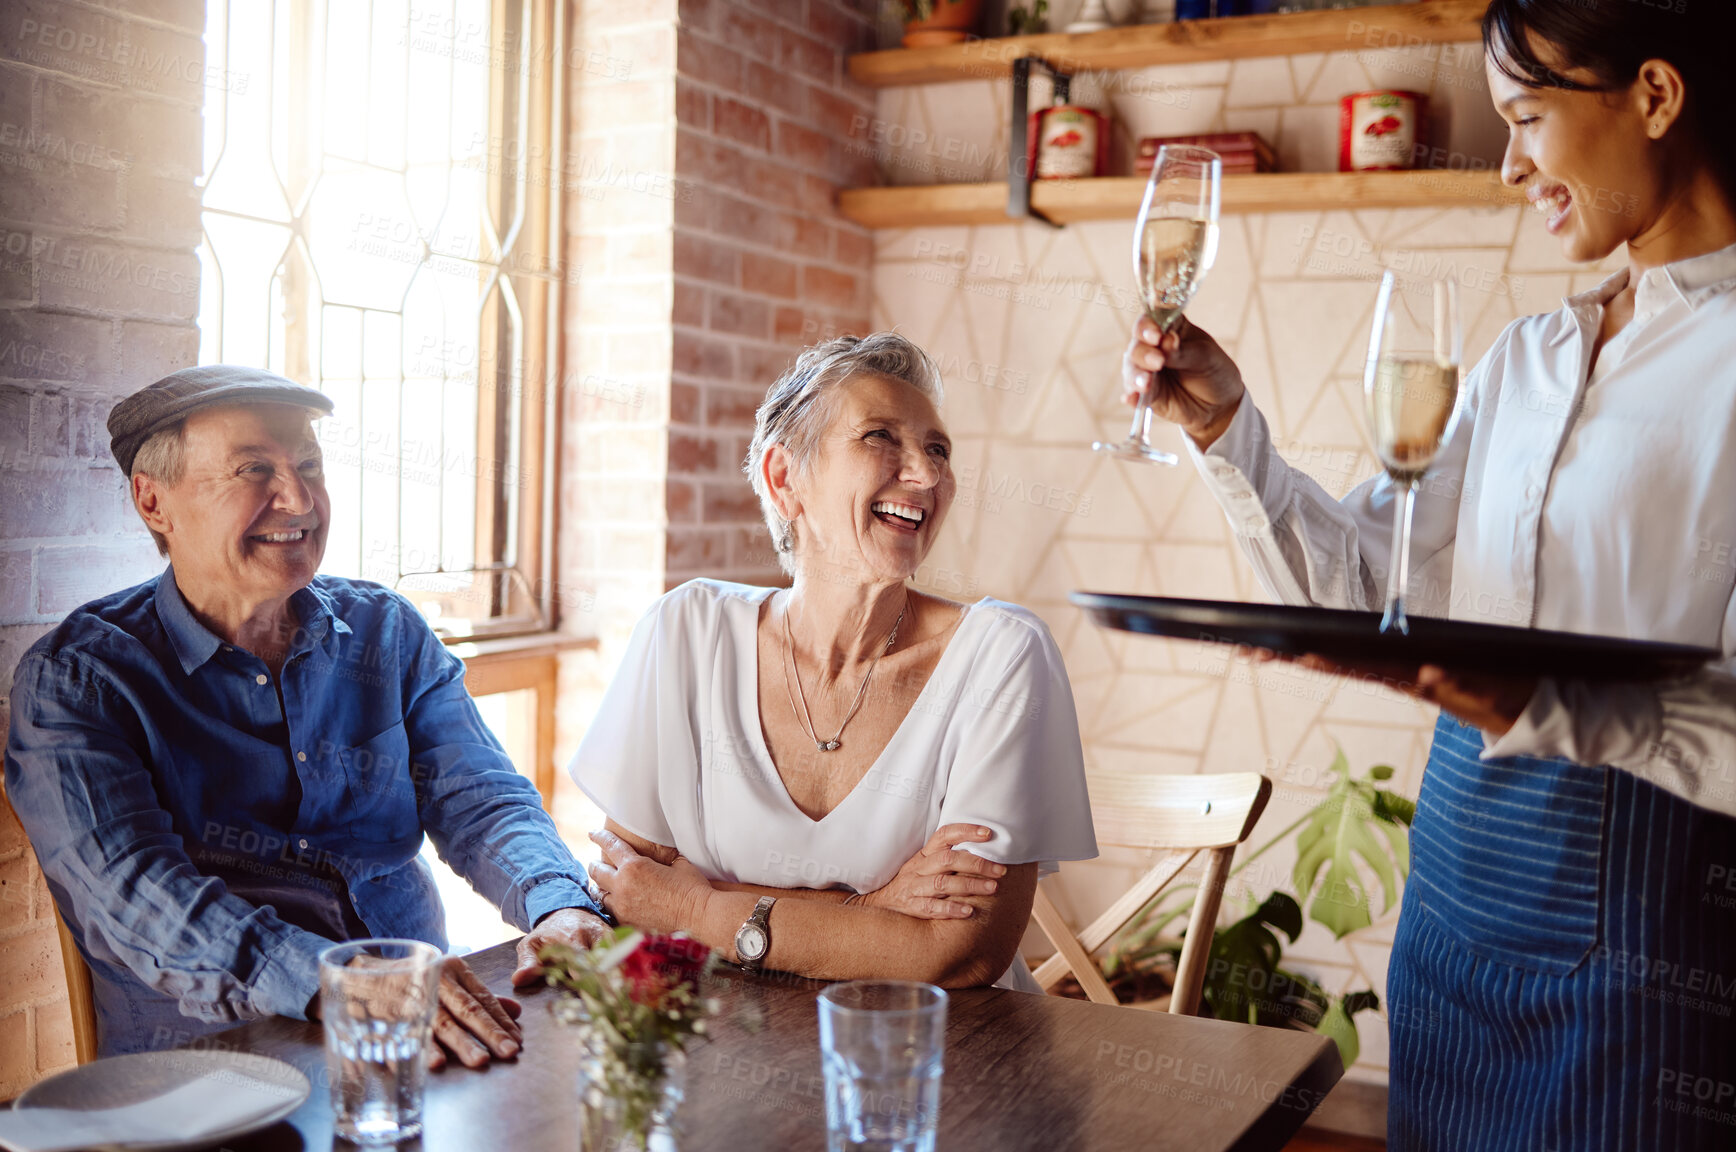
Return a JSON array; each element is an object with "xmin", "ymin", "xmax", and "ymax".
[
  {"xmin": 848, "ymin": 1, "xmax": 1488, "ymax": 87},
  {"xmin": 838, "ymin": 170, "xmax": 1521, "ymax": 228}
]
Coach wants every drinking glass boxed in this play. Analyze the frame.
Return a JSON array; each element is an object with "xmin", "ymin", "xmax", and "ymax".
[
  {"xmin": 1093, "ymin": 144, "xmax": 1222, "ymax": 466},
  {"xmin": 319, "ymin": 938, "xmax": 443, "ymax": 1145},
  {"xmin": 1362, "ymin": 270, "xmax": 1464, "ymax": 634},
  {"xmin": 818, "ymin": 981, "xmax": 947, "ymax": 1152}
]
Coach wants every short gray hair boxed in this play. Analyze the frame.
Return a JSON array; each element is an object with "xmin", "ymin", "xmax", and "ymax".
[
  {"xmin": 130, "ymin": 422, "xmax": 187, "ymax": 556},
  {"xmin": 743, "ymin": 332, "xmax": 944, "ymax": 576}
]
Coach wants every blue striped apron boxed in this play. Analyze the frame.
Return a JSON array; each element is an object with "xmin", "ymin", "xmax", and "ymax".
[{"xmin": 1387, "ymin": 715, "xmax": 1736, "ymax": 1151}]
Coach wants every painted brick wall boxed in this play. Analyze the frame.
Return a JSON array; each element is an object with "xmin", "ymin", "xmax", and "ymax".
[
  {"xmin": 667, "ymin": 0, "xmax": 877, "ymax": 588},
  {"xmin": 0, "ymin": 0, "xmax": 206, "ymax": 1097}
]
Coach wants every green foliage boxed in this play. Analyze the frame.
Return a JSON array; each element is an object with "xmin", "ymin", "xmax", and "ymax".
[
  {"xmin": 1203, "ymin": 891, "xmax": 1302, "ymax": 1024},
  {"xmin": 1291, "ymin": 750, "xmax": 1413, "ymax": 938},
  {"xmin": 1100, "ymin": 749, "xmax": 1412, "ymax": 1067},
  {"xmin": 1008, "ymin": 1, "xmax": 1049, "ymax": 34}
]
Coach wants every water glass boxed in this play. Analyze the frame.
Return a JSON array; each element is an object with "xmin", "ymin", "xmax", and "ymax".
[
  {"xmin": 319, "ymin": 938, "xmax": 443, "ymax": 1145},
  {"xmin": 818, "ymin": 981, "xmax": 947, "ymax": 1152}
]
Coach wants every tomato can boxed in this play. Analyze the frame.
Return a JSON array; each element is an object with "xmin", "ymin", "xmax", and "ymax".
[
  {"xmin": 1339, "ymin": 90, "xmax": 1426, "ymax": 172},
  {"xmin": 1029, "ymin": 105, "xmax": 1108, "ymax": 180}
]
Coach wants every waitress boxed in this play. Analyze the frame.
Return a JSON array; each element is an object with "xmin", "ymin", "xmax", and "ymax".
[{"xmin": 1121, "ymin": 2, "xmax": 1736, "ymax": 1149}]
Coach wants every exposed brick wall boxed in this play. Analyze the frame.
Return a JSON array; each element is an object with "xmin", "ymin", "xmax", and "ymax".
[
  {"xmin": 552, "ymin": 0, "xmax": 682, "ymax": 766},
  {"xmin": 0, "ymin": 0, "xmax": 205, "ymax": 1097},
  {"xmin": 558, "ymin": 0, "xmax": 680, "ymax": 647},
  {"xmin": 667, "ymin": 0, "xmax": 877, "ymax": 588}
]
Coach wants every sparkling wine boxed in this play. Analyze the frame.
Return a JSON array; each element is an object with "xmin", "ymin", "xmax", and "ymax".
[
  {"xmin": 1137, "ymin": 217, "xmax": 1219, "ymax": 332},
  {"xmin": 1367, "ymin": 356, "xmax": 1460, "ymax": 483}
]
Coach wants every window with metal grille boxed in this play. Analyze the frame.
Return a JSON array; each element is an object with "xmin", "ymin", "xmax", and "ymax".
[{"xmin": 198, "ymin": 0, "xmax": 565, "ymax": 637}]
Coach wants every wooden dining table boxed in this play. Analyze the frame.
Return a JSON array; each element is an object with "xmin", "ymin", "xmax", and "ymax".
[{"xmin": 211, "ymin": 939, "xmax": 1342, "ymax": 1152}]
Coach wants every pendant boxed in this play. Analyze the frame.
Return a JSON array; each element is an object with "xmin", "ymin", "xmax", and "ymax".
[{"xmin": 818, "ymin": 739, "xmax": 840, "ymax": 752}]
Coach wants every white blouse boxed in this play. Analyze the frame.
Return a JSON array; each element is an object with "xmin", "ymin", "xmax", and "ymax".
[
  {"xmin": 568, "ymin": 579, "xmax": 1099, "ymax": 990},
  {"xmin": 1185, "ymin": 242, "xmax": 1736, "ymax": 816}
]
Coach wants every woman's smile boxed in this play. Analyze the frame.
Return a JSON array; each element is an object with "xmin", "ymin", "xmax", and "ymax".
[
  {"xmin": 870, "ymin": 499, "xmax": 926, "ymax": 534},
  {"xmin": 1528, "ymin": 182, "xmax": 1574, "ymax": 235}
]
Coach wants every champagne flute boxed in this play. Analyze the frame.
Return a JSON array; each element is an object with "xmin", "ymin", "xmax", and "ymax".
[
  {"xmin": 1093, "ymin": 145, "xmax": 1222, "ymax": 465},
  {"xmin": 1363, "ymin": 270, "xmax": 1464, "ymax": 634}
]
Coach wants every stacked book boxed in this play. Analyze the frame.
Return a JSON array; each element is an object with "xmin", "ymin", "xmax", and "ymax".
[{"xmin": 1136, "ymin": 132, "xmax": 1278, "ymax": 177}]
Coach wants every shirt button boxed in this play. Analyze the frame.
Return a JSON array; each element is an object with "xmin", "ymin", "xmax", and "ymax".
[
  {"xmin": 255, "ymin": 673, "xmax": 269, "ymax": 685},
  {"xmin": 298, "ymin": 838, "xmax": 309, "ymax": 850},
  {"xmin": 296, "ymin": 751, "xmax": 307, "ymax": 762}
]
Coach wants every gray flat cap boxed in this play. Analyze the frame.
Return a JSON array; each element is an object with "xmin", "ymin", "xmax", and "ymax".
[{"xmin": 108, "ymin": 365, "xmax": 334, "ymax": 475}]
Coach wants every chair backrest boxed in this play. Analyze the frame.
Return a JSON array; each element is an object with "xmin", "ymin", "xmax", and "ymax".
[
  {"xmin": 1027, "ymin": 770, "xmax": 1272, "ymax": 1016},
  {"xmin": 51, "ymin": 900, "xmax": 100, "ymax": 1064}
]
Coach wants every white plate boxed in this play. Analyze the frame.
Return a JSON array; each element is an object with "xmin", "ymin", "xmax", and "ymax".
[{"xmin": 10, "ymin": 1049, "xmax": 310, "ymax": 1152}]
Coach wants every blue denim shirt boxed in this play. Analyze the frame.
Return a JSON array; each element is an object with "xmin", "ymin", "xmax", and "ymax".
[{"xmin": 4, "ymin": 569, "xmax": 601, "ymax": 1055}]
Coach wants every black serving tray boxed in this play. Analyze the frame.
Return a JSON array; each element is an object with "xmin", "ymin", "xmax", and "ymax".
[{"xmin": 1070, "ymin": 592, "xmax": 1719, "ymax": 681}]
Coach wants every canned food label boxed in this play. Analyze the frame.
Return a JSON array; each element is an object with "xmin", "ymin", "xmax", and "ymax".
[
  {"xmin": 1342, "ymin": 92, "xmax": 1421, "ymax": 172},
  {"xmin": 1037, "ymin": 108, "xmax": 1099, "ymax": 180}
]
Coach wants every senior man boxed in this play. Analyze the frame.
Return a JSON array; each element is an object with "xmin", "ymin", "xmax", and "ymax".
[{"xmin": 4, "ymin": 365, "xmax": 609, "ymax": 1065}]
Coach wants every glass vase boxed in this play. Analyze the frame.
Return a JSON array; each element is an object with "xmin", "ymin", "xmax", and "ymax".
[{"xmin": 577, "ymin": 1027, "xmax": 688, "ymax": 1152}]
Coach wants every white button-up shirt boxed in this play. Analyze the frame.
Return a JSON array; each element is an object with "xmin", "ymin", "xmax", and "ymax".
[{"xmin": 1187, "ymin": 242, "xmax": 1736, "ymax": 816}]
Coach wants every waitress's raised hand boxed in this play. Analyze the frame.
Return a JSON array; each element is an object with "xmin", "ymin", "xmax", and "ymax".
[{"xmin": 1121, "ymin": 315, "xmax": 1246, "ymax": 450}]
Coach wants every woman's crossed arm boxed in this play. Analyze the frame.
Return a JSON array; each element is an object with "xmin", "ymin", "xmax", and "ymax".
[{"xmin": 588, "ymin": 820, "xmax": 1038, "ymax": 989}]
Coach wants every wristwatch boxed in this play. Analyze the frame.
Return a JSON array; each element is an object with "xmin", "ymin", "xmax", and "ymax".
[{"xmin": 734, "ymin": 896, "xmax": 776, "ymax": 970}]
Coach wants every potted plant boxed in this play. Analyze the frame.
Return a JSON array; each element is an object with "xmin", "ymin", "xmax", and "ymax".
[
  {"xmin": 1091, "ymin": 750, "xmax": 1414, "ymax": 1066},
  {"xmin": 900, "ymin": 0, "xmax": 985, "ymax": 47}
]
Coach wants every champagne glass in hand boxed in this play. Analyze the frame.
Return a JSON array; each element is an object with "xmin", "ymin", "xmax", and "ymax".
[
  {"xmin": 1363, "ymin": 271, "xmax": 1464, "ymax": 634},
  {"xmin": 1094, "ymin": 145, "xmax": 1221, "ymax": 465}
]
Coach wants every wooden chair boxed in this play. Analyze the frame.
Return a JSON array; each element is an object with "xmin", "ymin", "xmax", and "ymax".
[
  {"xmin": 52, "ymin": 901, "xmax": 100, "ymax": 1064},
  {"xmin": 1028, "ymin": 771, "xmax": 1272, "ymax": 1016}
]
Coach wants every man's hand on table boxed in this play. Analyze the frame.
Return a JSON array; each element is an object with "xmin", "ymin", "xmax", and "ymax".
[
  {"xmin": 432, "ymin": 906, "xmax": 612, "ymax": 1069},
  {"xmin": 311, "ymin": 951, "xmax": 525, "ymax": 1071},
  {"xmin": 509, "ymin": 906, "xmax": 613, "ymax": 989},
  {"xmin": 429, "ymin": 955, "xmax": 523, "ymax": 1070}
]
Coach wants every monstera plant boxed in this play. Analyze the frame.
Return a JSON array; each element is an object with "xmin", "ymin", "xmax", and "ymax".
[{"xmin": 1099, "ymin": 750, "xmax": 1415, "ymax": 1066}]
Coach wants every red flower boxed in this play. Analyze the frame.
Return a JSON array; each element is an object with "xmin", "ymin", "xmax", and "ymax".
[{"xmin": 617, "ymin": 934, "xmax": 712, "ymax": 1008}]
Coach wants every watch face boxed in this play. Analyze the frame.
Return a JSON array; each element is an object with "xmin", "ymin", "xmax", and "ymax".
[{"xmin": 737, "ymin": 924, "xmax": 768, "ymax": 962}]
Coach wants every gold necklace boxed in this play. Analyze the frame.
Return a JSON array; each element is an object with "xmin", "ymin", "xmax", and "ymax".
[{"xmin": 781, "ymin": 596, "xmax": 905, "ymax": 753}]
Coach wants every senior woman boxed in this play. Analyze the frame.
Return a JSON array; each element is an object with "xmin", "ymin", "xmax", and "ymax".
[{"xmin": 569, "ymin": 332, "xmax": 1096, "ymax": 988}]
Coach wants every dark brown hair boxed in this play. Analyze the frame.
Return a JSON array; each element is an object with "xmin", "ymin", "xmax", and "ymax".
[{"xmin": 1482, "ymin": 0, "xmax": 1735, "ymax": 197}]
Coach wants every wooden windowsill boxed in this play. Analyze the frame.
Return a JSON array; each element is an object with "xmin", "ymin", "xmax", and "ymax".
[{"xmin": 449, "ymin": 631, "xmax": 597, "ymax": 668}]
